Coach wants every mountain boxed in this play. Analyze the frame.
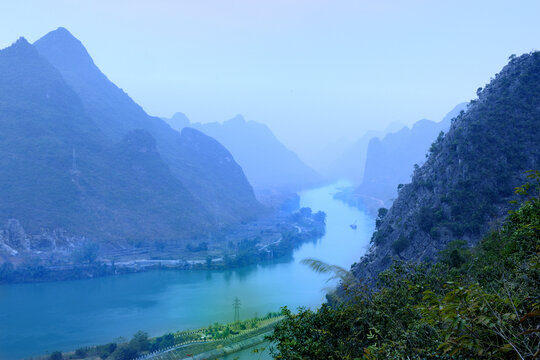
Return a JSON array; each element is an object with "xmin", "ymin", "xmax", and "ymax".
[
  {"xmin": 355, "ymin": 103, "xmax": 467, "ymax": 205},
  {"xmin": 353, "ymin": 52, "xmax": 540, "ymax": 280},
  {"xmin": 317, "ymin": 120, "xmax": 406, "ymax": 184},
  {"xmin": 165, "ymin": 113, "xmax": 322, "ymax": 192},
  {"xmin": 34, "ymin": 27, "xmax": 264, "ymax": 224},
  {"xmin": 0, "ymin": 38, "xmax": 209, "ymax": 243},
  {"xmin": 333, "ymin": 132, "xmax": 379, "ymax": 184},
  {"xmin": 168, "ymin": 112, "xmax": 190, "ymax": 130}
]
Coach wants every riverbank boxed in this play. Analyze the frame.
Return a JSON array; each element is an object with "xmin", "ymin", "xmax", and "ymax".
[{"xmin": 0, "ymin": 208, "xmax": 325, "ymax": 284}]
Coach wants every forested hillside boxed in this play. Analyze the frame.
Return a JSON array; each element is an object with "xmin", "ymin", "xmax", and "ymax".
[
  {"xmin": 355, "ymin": 52, "xmax": 540, "ymax": 280},
  {"xmin": 0, "ymin": 29, "xmax": 271, "ymax": 269},
  {"xmin": 34, "ymin": 27, "xmax": 265, "ymax": 225},
  {"xmin": 0, "ymin": 38, "xmax": 209, "ymax": 242}
]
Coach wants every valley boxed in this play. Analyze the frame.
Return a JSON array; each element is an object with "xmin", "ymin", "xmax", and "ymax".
[
  {"xmin": 0, "ymin": 183, "xmax": 373, "ymax": 359},
  {"xmin": 1, "ymin": 4, "xmax": 539, "ymax": 359}
]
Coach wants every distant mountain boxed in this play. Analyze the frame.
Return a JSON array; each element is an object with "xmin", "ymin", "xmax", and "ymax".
[
  {"xmin": 0, "ymin": 38, "xmax": 209, "ymax": 242},
  {"xmin": 354, "ymin": 52, "xmax": 540, "ymax": 280},
  {"xmin": 168, "ymin": 112, "xmax": 190, "ymax": 130},
  {"xmin": 313, "ymin": 121, "xmax": 405, "ymax": 184},
  {"xmin": 34, "ymin": 27, "xmax": 264, "ymax": 223},
  {"xmin": 165, "ymin": 113, "xmax": 322, "ymax": 192},
  {"xmin": 357, "ymin": 103, "xmax": 467, "ymax": 205}
]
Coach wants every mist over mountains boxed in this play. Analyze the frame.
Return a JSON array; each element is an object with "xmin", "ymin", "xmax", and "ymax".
[
  {"xmin": 0, "ymin": 28, "xmax": 266, "ymax": 247},
  {"xmin": 358, "ymin": 102, "xmax": 468, "ymax": 205},
  {"xmin": 165, "ymin": 113, "xmax": 322, "ymax": 193},
  {"xmin": 314, "ymin": 120, "xmax": 405, "ymax": 184},
  {"xmin": 33, "ymin": 28, "xmax": 264, "ymax": 225}
]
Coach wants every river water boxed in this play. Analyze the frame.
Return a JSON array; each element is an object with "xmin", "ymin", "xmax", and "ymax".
[{"xmin": 0, "ymin": 182, "xmax": 374, "ymax": 359}]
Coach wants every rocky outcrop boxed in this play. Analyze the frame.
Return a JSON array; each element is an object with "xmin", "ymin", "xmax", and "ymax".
[
  {"xmin": 0, "ymin": 219, "xmax": 86, "ymax": 260},
  {"xmin": 3, "ymin": 219, "xmax": 30, "ymax": 251}
]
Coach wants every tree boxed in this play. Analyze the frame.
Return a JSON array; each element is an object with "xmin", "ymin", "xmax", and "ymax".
[
  {"xmin": 129, "ymin": 330, "xmax": 150, "ymax": 352},
  {"xmin": 49, "ymin": 351, "xmax": 62, "ymax": 360},
  {"xmin": 110, "ymin": 344, "xmax": 137, "ymax": 360}
]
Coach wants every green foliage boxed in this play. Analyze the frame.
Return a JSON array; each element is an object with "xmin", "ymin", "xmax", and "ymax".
[
  {"xmin": 186, "ymin": 242, "xmax": 208, "ymax": 252},
  {"xmin": 437, "ymin": 240, "xmax": 471, "ymax": 270},
  {"xmin": 429, "ymin": 131, "xmax": 445, "ymax": 155},
  {"xmin": 49, "ymin": 351, "xmax": 62, "ymax": 360},
  {"xmin": 128, "ymin": 330, "xmax": 150, "ymax": 353},
  {"xmin": 150, "ymin": 333, "xmax": 175, "ymax": 351},
  {"xmin": 371, "ymin": 224, "xmax": 394, "ymax": 246},
  {"xmin": 0, "ymin": 39, "xmax": 212, "ymax": 242},
  {"xmin": 73, "ymin": 242, "xmax": 100, "ymax": 264},
  {"xmin": 109, "ymin": 344, "xmax": 137, "ymax": 360},
  {"xmin": 375, "ymin": 208, "xmax": 388, "ymax": 229},
  {"xmin": 370, "ymin": 52, "xmax": 540, "ymax": 265},
  {"xmin": 34, "ymin": 28, "xmax": 267, "ymax": 230},
  {"xmin": 74, "ymin": 347, "xmax": 88, "ymax": 357},
  {"xmin": 0, "ymin": 34, "xmax": 268, "ymax": 252},
  {"xmin": 391, "ymin": 235, "xmax": 410, "ymax": 254},
  {"xmin": 268, "ymin": 187, "xmax": 540, "ymax": 359},
  {"xmin": 417, "ymin": 206, "xmax": 445, "ymax": 234},
  {"xmin": 96, "ymin": 342, "xmax": 117, "ymax": 359}
]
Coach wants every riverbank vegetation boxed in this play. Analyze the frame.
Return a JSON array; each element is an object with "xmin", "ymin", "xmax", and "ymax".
[
  {"xmin": 268, "ymin": 175, "xmax": 539, "ymax": 359},
  {"xmin": 0, "ymin": 208, "xmax": 325, "ymax": 284},
  {"xmin": 37, "ymin": 313, "xmax": 282, "ymax": 360}
]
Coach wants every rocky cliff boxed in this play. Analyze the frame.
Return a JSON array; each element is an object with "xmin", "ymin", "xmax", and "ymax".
[
  {"xmin": 0, "ymin": 219, "xmax": 88, "ymax": 263},
  {"xmin": 353, "ymin": 52, "xmax": 540, "ymax": 280}
]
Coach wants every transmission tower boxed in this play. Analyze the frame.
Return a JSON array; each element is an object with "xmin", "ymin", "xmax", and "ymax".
[
  {"xmin": 233, "ymin": 297, "xmax": 241, "ymax": 323},
  {"xmin": 72, "ymin": 148, "xmax": 77, "ymax": 171}
]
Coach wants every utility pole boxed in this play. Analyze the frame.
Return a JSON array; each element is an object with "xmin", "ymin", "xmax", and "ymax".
[
  {"xmin": 70, "ymin": 148, "xmax": 80, "ymax": 177},
  {"xmin": 233, "ymin": 297, "xmax": 241, "ymax": 323}
]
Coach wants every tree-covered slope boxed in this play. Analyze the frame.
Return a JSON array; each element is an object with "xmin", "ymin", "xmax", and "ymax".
[
  {"xmin": 174, "ymin": 126, "xmax": 266, "ymax": 222},
  {"xmin": 34, "ymin": 27, "xmax": 265, "ymax": 223},
  {"xmin": 0, "ymin": 37, "xmax": 103, "ymax": 233},
  {"xmin": 354, "ymin": 52, "xmax": 540, "ymax": 280},
  {"xmin": 0, "ymin": 38, "xmax": 208, "ymax": 241}
]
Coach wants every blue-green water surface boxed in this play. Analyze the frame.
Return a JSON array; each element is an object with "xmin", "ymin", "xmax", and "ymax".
[{"xmin": 0, "ymin": 182, "xmax": 374, "ymax": 359}]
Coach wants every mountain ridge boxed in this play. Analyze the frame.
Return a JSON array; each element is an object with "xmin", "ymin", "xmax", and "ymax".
[
  {"xmin": 0, "ymin": 37, "xmax": 209, "ymax": 242},
  {"xmin": 360, "ymin": 102, "xmax": 468, "ymax": 205},
  {"xmin": 166, "ymin": 113, "xmax": 322, "ymax": 193},
  {"xmin": 353, "ymin": 52, "xmax": 540, "ymax": 280},
  {"xmin": 34, "ymin": 27, "xmax": 265, "ymax": 223}
]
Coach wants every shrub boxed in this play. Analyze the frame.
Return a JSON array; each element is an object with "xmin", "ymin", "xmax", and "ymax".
[{"xmin": 391, "ymin": 235, "xmax": 410, "ymax": 253}]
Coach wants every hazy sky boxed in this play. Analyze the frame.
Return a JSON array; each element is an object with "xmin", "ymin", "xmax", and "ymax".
[{"xmin": 1, "ymin": 0, "xmax": 539, "ymax": 163}]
